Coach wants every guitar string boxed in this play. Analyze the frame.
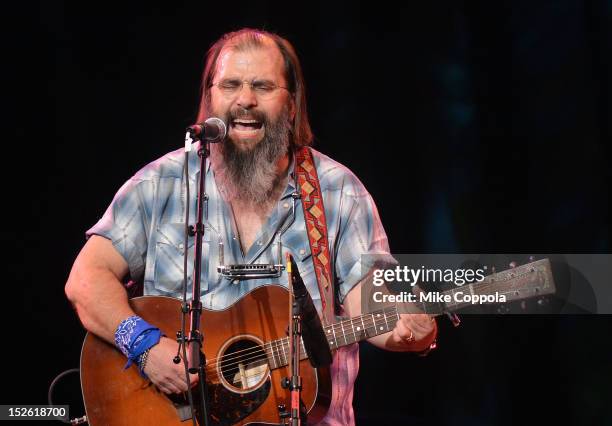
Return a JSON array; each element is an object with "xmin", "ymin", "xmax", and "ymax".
[
  {"xmin": 205, "ymin": 308, "xmax": 399, "ymax": 372},
  {"xmin": 200, "ymin": 274, "xmax": 545, "ymax": 376},
  {"xmin": 214, "ymin": 282, "xmax": 540, "ymax": 377},
  {"xmin": 205, "ymin": 323, "xmax": 384, "ymax": 380},
  {"xmin": 196, "ymin": 273, "xmax": 543, "ymax": 370},
  {"xmin": 181, "ymin": 281, "xmax": 543, "ymax": 384},
  {"xmin": 205, "ymin": 317, "xmax": 393, "ymax": 378},
  {"xmin": 203, "ymin": 283, "xmax": 542, "ymax": 380},
  {"xmin": 204, "ymin": 312, "xmax": 400, "ymax": 376},
  {"xmin": 212, "ymin": 306, "xmax": 401, "ymax": 367},
  {"xmin": 199, "ymin": 307, "xmax": 399, "ymax": 371},
  {"xmin": 211, "ymin": 319, "xmax": 393, "ymax": 378},
  {"xmin": 211, "ymin": 276, "xmax": 540, "ymax": 370},
  {"xmin": 206, "ymin": 285, "xmax": 531, "ymax": 374}
]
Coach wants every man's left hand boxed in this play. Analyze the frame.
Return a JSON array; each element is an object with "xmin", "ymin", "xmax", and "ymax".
[{"xmin": 391, "ymin": 313, "xmax": 436, "ymax": 347}]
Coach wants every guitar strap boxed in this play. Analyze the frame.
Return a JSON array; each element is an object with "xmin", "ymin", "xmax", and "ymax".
[{"xmin": 294, "ymin": 147, "xmax": 335, "ymax": 326}]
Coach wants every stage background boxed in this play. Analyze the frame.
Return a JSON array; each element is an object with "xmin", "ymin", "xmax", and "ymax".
[{"xmin": 3, "ymin": 1, "xmax": 611, "ymax": 425}]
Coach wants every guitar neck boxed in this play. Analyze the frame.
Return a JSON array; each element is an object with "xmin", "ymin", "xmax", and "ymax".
[
  {"xmin": 264, "ymin": 259, "xmax": 555, "ymax": 370},
  {"xmin": 264, "ymin": 306, "xmax": 399, "ymax": 370},
  {"xmin": 325, "ymin": 307, "xmax": 401, "ymax": 348}
]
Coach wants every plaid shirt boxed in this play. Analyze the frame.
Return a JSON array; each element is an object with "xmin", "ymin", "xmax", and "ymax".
[{"xmin": 88, "ymin": 145, "xmax": 392, "ymax": 426}]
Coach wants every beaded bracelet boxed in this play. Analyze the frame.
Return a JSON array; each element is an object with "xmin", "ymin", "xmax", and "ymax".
[{"xmin": 138, "ymin": 348, "xmax": 152, "ymax": 376}]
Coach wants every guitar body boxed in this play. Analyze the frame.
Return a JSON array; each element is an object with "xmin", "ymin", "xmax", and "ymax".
[
  {"xmin": 81, "ymin": 285, "xmax": 331, "ymax": 425},
  {"xmin": 81, "ymin": 259, "xmax": 556, "ymax": 425}
]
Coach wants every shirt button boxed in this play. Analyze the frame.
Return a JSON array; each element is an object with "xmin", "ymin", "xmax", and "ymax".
[
  {"xmin": 299, "ymin": 249, "xmax": 306, "ymax": 255},
  {"xmin": 179, "ymin": 243, "xmax": 184, "ymax": 249}
]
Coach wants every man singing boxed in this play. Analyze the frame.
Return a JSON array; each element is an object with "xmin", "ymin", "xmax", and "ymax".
[{"xmin": 65, "ymin": 28, "xmax": 436, "ymax": 425}]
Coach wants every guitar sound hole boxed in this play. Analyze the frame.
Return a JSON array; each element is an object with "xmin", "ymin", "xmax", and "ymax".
[{"xmin": 219, "ymin": 337, "xmax": 269, "ymax": 392}]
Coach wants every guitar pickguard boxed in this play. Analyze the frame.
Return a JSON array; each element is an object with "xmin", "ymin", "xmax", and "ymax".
[
  {"xmin": 208, "ymin": 379, "xmax": 271, "ymax": 425},
  {"xmin": 170, "ymin": 379, "xmax": 271, "ymax": 426}
]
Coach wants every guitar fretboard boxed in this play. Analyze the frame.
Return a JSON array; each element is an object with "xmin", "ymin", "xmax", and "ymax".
[
  {"xmin": 264, "ymin": 306, "xmax": 399, "ymax": 370},
  {"xmin": 263, "ymin": 259, "xmax": 554, "ymax": 370}
]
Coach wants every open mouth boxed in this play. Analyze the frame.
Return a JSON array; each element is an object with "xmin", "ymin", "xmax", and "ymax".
[{"xmin": 231, "ymin": 119, "xmax": 264, "ymax": 131}]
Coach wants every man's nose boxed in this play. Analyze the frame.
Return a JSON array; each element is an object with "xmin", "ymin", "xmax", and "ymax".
[{"xmin": 236, "ymin": 82, "xmax": 257, "ymax": 109}]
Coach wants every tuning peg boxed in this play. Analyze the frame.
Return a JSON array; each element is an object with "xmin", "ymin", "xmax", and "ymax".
[
  {"xmin": 446, "ymin": 312, "xmax": 461, "ymax": 327},
  {"xmin": 497, "ymin": 304, "xmax": 510, "ymax": 314},
  {"xmin": 537, "ymin": 297, "xmax": 549, "ymax": 307}
]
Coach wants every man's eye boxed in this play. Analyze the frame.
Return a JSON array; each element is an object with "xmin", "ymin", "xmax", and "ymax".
[
  {"xmin": 253, "ymin": 83, "xmax": 275, "ymax": 92},
  {"xmin": 219, "ymin": 81, "xmax": 241, "ymax": 90}
]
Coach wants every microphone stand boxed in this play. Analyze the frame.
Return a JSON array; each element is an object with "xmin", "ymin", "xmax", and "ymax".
[
  {"xmin": 186, "ymin": 140, "xmax": 211, "ymax": 426},
  {"xmin": 286, "ymin": 253, "xmax": 303, "ymax": 426},
  {"xmin": 280, "ymin": 254, "xmax": 333, "ymax": 424}
]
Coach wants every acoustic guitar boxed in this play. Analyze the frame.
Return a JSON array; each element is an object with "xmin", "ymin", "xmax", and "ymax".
[{"xmin": 80, "ymin": 258, "xmax": 555, "ymax": 425}]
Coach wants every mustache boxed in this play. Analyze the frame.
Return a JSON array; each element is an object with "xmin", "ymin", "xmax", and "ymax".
[{"xmin": 226, "ymin": 107, "xmax": 267, "ymax": 124}]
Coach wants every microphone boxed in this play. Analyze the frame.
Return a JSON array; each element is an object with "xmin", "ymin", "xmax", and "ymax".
[
  {"xmin": 186, "ymin": 117, "xmax": 227, "ymax": 142},
  {"xmin": 289, "ymin": 255, "xmax": 333, "ymax": 368}
]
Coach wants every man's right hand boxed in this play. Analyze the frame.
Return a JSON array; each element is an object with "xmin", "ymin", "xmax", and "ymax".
[{"xmin": 143, "ymin": 337, "xmax": 199, "ymax": 394}]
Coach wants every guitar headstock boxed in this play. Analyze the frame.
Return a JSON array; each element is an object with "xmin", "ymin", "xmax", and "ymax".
[
  {"xmin": 416, "ymin": 257, "xmax": 558, "ymax": 316},
  {"xmin": 481, "ymin": 258, "xmax": 556, "ymax": 313},
  {"xmin": 482, "ymin": 258, "xmax": 556, "ymax": 301}
]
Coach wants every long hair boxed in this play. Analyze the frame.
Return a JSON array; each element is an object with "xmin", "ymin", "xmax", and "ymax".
[{"xmin": 196, "ymin": 28, "xmax": 313, "ymax": 149}]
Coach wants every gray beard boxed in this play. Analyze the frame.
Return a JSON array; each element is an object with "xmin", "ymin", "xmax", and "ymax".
[{"xmin": 211, "ymin": 108, "xmax": 291, "ymax": 205}]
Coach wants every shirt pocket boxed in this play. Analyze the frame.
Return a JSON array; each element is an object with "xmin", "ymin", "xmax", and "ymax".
[
  {"xmin": 153, "ymin": 222, "xmax": 215, "ymax": 295},
  {"xmin": 282, "ymin": 229, "xmax": 322, "ymax": 306}
]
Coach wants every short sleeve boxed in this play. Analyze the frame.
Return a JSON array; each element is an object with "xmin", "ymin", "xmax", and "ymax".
[
  {"xmin": 334, "ymin": 189, "xmax": 396, "ymax": 304},
  {"xmin": 86, "ymin": 177, "xmax": 150, "ymax": 281}
]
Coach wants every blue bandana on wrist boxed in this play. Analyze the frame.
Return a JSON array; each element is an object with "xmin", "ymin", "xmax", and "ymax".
[{"xmin": 114, "ymin": 315, "xmax": 162, "ymax": 371}]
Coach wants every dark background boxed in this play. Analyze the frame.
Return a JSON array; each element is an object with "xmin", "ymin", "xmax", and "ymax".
[{"xmin": 3, "ymin": 1, "xmax": 611, "ymax": 425}]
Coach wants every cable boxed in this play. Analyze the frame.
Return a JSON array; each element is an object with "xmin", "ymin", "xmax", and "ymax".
[{"xmin": 47, "ymin": 368, "xmax": 79, "ymax": 424}]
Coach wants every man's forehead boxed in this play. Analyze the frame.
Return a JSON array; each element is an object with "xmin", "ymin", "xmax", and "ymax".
[{"xmin": 215, "ymin": 43, "xmax": 285, "ymax": 79}]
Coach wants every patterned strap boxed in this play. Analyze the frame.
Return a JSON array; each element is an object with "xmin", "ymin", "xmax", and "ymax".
[{"xmin": 294, "ymin": 147, "xmax": 335, "ymax": 325}]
